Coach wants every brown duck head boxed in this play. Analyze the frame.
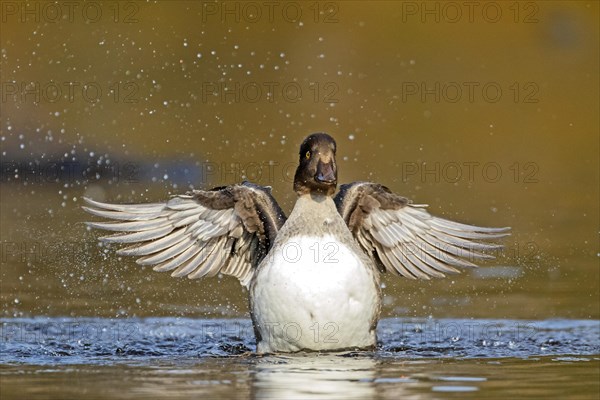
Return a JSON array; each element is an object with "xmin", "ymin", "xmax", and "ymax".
[{"xmin": 293, "ymin": 133, "xmax": 337, "ymax": 196}]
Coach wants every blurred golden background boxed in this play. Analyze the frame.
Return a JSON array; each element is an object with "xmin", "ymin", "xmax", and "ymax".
[{"xmin": 1, "ymin": 1, "xmax": 598, "ymax": 320}]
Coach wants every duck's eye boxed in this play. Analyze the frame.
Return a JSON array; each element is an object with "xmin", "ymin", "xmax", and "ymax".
[{"xmin": 305, "ymin": 151, "xmax": 311, "ymax": 159}]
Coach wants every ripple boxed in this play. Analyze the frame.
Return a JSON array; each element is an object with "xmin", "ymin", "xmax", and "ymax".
[
  {"xmin": 432, "ymin": 385, "xmax": 479, "ymax": 392},
  {"xmin": 1, "ymin": 317, "xmax": 598, "ymax": 366}
]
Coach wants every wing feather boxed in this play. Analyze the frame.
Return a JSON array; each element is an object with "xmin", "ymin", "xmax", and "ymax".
[
  {"xmin": 418, "ymin": 232, "xmax": 493, "ymax": 260},
  {"xmin": 85, "ymin": 218, "xmax": 170, "ymax": 232},
  {"xmin": 84, "ymin": 182, "xmax": 286, "ymax": 286},
  {"xmin": 100, "ymin": 225, "xmax": 174, "ymax": 243},
  {"xmin": 393, "ymin": 246, "xmax": 446, "ymax": 278},
  {"xmin": 334, "ymin": 182, "xmax": 509, "ymax": 279},
  {"xmin": 82, "ymin": 207, "xmax": 169, "ymax": 221},
  {"xmin": 136, "ymin": 236, "xmax": 196, "ymax": 265},
  {"xmin": 83, "ymin": 197, "xmax": 165, "ymax": 212},
  {"xmin": 152, "ymin": 245, "xmax": 200, "ymax": 272},
  {"xmin": 117, "ymin": 229, "xmax": 187, "ymax": 256}
]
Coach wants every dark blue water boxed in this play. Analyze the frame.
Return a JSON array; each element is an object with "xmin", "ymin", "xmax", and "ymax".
[{"xmin": 2, "ymin": 317, "xmax": 598, "ymax": 365}]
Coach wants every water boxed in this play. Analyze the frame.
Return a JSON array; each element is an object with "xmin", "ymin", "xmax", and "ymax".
[{"xmin": 1, "ymin": 317, "xmax": 598, "ymax": 399}]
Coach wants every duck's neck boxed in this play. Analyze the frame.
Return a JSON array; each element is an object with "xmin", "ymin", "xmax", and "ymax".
[
  {"xmin": 279, "ymin": 193, "xmax": 342, "ymax": 235},
  {"xmin": 294, "ymin": 193, "xmax": 335, "ymax": 210}
]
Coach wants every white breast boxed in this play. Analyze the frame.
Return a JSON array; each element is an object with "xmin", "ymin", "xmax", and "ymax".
[{"xmin": 251, "ymin": 235, "xmax": 380, "ymax": 353}]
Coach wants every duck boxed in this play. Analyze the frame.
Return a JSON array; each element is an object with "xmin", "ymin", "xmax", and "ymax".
[{"xmin": 83, "ymin": 133, "xmax": 509, "ymax": 353}]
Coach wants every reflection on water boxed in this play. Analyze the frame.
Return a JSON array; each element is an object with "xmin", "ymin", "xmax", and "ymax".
[
  {"xmin": 253, "ymin": 355, "xmax": 378, "ymax": 399},
  {"xmin": 1, "ymin": 354, "xmax": 598, "ymax": 400}
]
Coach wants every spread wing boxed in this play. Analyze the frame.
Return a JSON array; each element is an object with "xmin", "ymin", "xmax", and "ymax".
[
  {"xmin": 334, "ymin": 182, "xmax": 510, "ymax": 280},
  {"xmin": 83, "ymin": 182, "xmax": 286, "ymax": 286}
]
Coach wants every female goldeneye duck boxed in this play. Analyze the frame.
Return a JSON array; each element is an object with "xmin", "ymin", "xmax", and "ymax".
[{"xmin": 84, "ymin": 133, "xmax": 510, "ymax": 354}]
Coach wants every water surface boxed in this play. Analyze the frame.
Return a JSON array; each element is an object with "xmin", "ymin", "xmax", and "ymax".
[{"xmin": 1, "ymin": 317, "xmax": 598, "ymax": 399}]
